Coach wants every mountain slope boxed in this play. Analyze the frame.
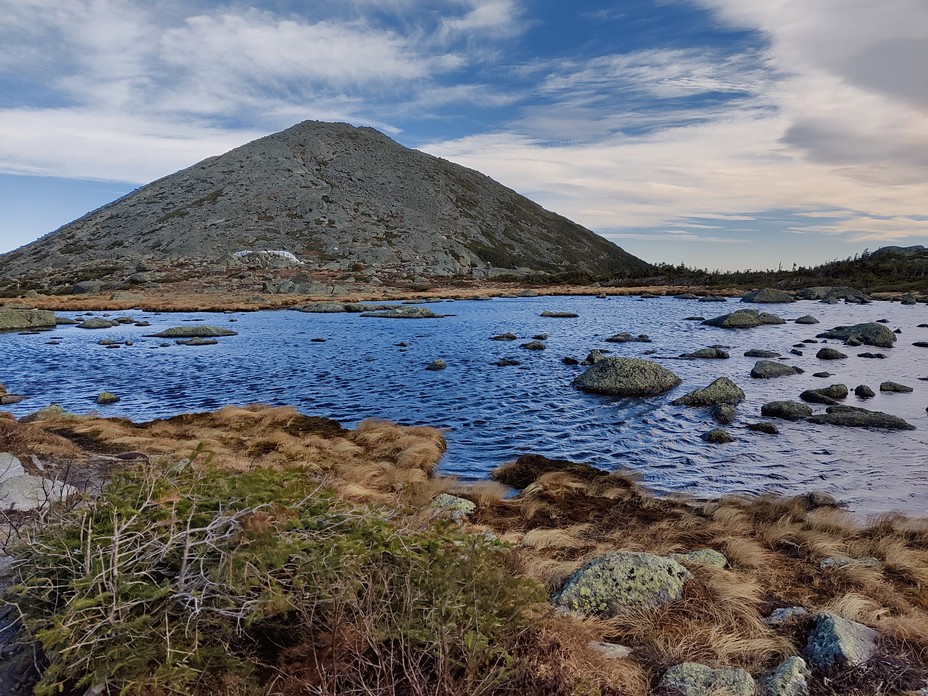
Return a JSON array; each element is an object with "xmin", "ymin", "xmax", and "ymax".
[{"xmin": 0, "ymin": 121, "xmax": 649, "ymax": 287}]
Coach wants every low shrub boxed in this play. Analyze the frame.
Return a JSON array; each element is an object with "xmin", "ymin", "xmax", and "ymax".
[{"xmin": 4, "ymin": 463, "xmax": 546, "ymax": 695}]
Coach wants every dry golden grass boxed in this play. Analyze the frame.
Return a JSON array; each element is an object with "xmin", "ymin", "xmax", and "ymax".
[{"xmin": 5, "ymin": 404, "xmax": 928, "ymax": 693}]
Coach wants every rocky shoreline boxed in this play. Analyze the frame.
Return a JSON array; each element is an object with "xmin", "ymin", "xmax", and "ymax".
[{"xmin": 1, "ymin": 405, "xmax": 927, "ymax": 695}]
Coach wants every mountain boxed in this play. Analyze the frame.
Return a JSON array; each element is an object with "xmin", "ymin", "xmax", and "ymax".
[{"xmin": 0, "ymin": 121, "xmax": 650, "ymax": 292}]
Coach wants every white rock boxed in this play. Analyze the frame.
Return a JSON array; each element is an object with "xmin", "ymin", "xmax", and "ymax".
[
  {"xmin": 0, "ymin": 474, "xmax": 77, "ymax": 511},
  {"xmin": 0, "ymin": 453, "xmax": 25, "ymax": 483}
]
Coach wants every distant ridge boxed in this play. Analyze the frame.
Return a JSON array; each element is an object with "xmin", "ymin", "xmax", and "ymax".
[{"xmin": 0, "ymin": 121, "xmax": 650, "ymax": 290}]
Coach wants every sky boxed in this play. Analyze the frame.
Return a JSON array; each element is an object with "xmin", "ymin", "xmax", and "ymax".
[{"xmin": 1, "ymin": 0, "xmax": 926, "ymax": 271}]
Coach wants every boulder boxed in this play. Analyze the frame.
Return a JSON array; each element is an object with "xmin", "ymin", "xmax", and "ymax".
[
  {"xmin": 744, "ymin": 349, "xmax": 781, "ymax": 358},
  {"xmin": 519, "ymin": 341, "xmax": 546, "ymax": 350},
  {"xmin": 703, "ymin": 309, "xmax": 785, "ymax": 328},
  {"xmin": 795, "ymin": 286, "xmax": 870, "ymax": 304},
  {"xmin": 817, "ymin": 323, "xmax": 896, "ymax": 348},
  {"xmin": 761, "ymin": 401, "xmax": 812, "ymax": 421},
  {"xmin": 96, "ymin": 391, "xmax": 120, "ymax": 404},
  {"xmin": 605, "ymin": 332, "xmax": 651, "ymax": 343},
  {"xmin": 659, "ymin": 662, "xmax": 756, "ymax": 696},
  {"xmin": 0, "ymin": 454, "xmax": 25, "ymax": 482},
  {"xmin": 490, "ymin": 332, "xmax": 517, "ymax": 341},
  {"xmin": 795, "ymin": 315, "xmax": 819, "ymax": 325},
  {"xmin": 742, "ymin": 287, "xmax": 795, "ymax": 303},
  {"xmin": 532, "ymin": 333, "xmax": 548, "ymax": 340},
  {"xmin": 880, "ymin": 381, "xmax": 913, "ymax": 393},
  {"xmin": 76, "ymin": 317, "xmax": 116, "ymax": 329},
  {"xmin": 680, "ymin": 347, "xmax": 729, "ymax": 359},
  {"xmin": 0, "ymin": 307, "xmax": 56, "ymax": 331},
  {"xmin": 573, "ymin": 358, "xmax": 681, "ymax": 396},
  {"xmin": 425, "ymin": 359, "xmax": 446, "ymax": 371},
  {"xmin": 562, "ymin": 356, "xmax": 579, "ymax": 365},
  {"xmin": 492, "ymin": 454, "xmax": 607, "ymax": 489},
  {"xmin": 581, "ymin": 349, "xmax": 607, "ymax": 365},
  {"xmin": 816, "ymin": 347, "xmax": 847, "ymax": 360},
  {"xmin": 429, "ymin": 494, "xmax": 476, "ymax": 520},
  {"xmin": 901, "ymin": 293, "xmax": 917, "ymax": 305},
  {"xmin": 751, "ymin": 361, "xmax": 804, "ymax": 379},
  {"xmin": 711, "ymin": 404, "xmax": 737, "ymax": 424},
  {"xmin": 149, "ymin": 326, "xmax": 237, "ymax": 338},
  {"xmin": 858, "ymin": 352, "xmax": 886, "ymax": 359},
  {"xmin": 0, "ymin": 474, "xmax": 77, "ymax": 511},
  {"xmin": 800, "ymin": 389, "xmax": 838, "ymax": 405},
  {"xmin": 177, "ymin": 337, "xmax": 218, "ymax": 346},
  {"xmin": 540, "ymin": 310, "xmax": 578, "ymax": 318},
  {"xmin": 495, "ymin": 357, "xmax": 521, "ymax": 367},
  {"xmin": 554, "ymin": 552, "xmax": 690, "ymax": 615},
  {"xmin": 361, "ymin": 306, "xmax": 445, "ymax": 318},
  {"xmin": 701, "ymin": 428, "xmax": 734, "ymax": 443},
  {"xmin": 807, "ymin": 406, "xmax": 915, "ymax": 430},
  {"xmin": 761, "ymin": 656, "xmax": 810, "ymax": 696},
  {"xmin": 854, "ymin": 385, "xmax": 875, "ymax": 398},
  {"xmin": 672, "ymin": 377, "xmax": 745, "ymax": 406},
  {"xmin": 804, "ymin": 613, "xmax": 878, "ymax": 669},
  {"xmin": 748, "ymin": 422, "xmax": 779, "ymax": 435}
]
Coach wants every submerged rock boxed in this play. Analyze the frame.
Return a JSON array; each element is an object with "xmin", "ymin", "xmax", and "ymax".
[
  {"xmin": 554, "ymin": 552, "xmax": 690, "ymax": 615},
  {"xmin": 519, "ymin": 341, "xmax": 546, "ymax": 351},
  {"xmin": 701, "ymin": 428, "xmax": 733, "ymax": 444},
  {"xmin": 573, "ymin": 357, "xmax": 681, "ymax": 396},
  {"xmin": 605, "ymin": 332, "xmax": 651, "ymax": 343},
  {"xmin": 361, "ymin": 306, "xmax": 445, "ymax": 319},
  {"xmin": 680, "ymin": 347, "xmax": 729, "ymax": 359},
  {"xmin": 795, "ymin": 315, "xmax": 819, "ymax": 325},
  {"xmin": 490, "ymin": 332, "xmax": 517, "ymax": 341},
  {"xmin": 540, "ymin": 310, "xmax": 578, "ymax": 318},
  {"xmin": 816, "ymin": 347, "xmax": 847, "ymax": 360},
  {"xmin": 672, "ymin": 377, "xmax": 745, "ymax": 406},
  {"xmin": 744, "ymin": 349, "xmax": 781, "ymax": 358},
  {"xmin": 659, "ymin": 662, "xmax": 755, "ymax": 696},
  {"xmin": 748, "ymin": 422, "xmax": 779, "ymax": 435},
  {"xmin": 425, "ymin": 359, "xmax": 446, "ymax": 371},
  {"xmin": 817, "ymin": 322, "xmax": 896, "ymax": 348},
  {"xmin": 880, "ymin": 381, "xmax": 913, "ymax": 393},
  {"xmin": 76, "ymin": 317, "xmax": 117, "ymax": 329},
  {"xmin": 711, "ymin": 404, "xmax": 737, "ymax": 424}
]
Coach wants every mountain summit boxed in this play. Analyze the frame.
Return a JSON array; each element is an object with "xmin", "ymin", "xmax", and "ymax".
[{"xmin": 0, "ymin": 121, "xmax": 649, "ymax": 289}]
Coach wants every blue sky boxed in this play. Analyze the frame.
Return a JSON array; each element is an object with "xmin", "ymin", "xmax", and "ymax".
[{"xmin": 1, "ymin": 0, "xmax": 927, "ymax": 270}]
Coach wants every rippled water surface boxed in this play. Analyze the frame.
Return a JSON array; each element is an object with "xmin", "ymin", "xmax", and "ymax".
[{"xmin": 4, "ymin": 296, "xmax": 928, "ymax": 515}]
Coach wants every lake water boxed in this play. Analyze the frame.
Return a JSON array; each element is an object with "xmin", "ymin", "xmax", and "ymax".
[{"xmin": 3, "ymin": 296, "xmax": 927, "ymax": 515}]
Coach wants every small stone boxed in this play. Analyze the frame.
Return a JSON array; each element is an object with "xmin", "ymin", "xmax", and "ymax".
[
  {"xmin": 671, "ymin": 548, "xmax": 728, "ymax": 568},
  {"xmin": 764, "ymin": 607, "xmax": 808, "ymax": 626}
]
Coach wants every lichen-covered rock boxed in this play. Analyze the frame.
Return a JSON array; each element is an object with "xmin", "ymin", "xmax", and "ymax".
[
  {"xmin": 761, "ymin": 656, "xmax": 810, "ymax": 696},
  {"xmin": 76, "ymin": 317, "xmax": 117, "ymax": 329},
  {"xmin": 425, "ymin": 359, "xmax": 446, "ymax": 371},
  {"xmin": 680, "ymin": 347, "xmax": 729, "ymax": 359},
  {"xmin": 554, "ymin": 552, "xmax": 690, "ymax": 615},
  {"xmin": 751, "ymin": 361, "xmax": 804, "ymax": 379},
  {"xmin": 0, "ymin": 307, "xmax": 56, "ymax": 331},
  {"xmin": 177, "ymin": 337, "xmax": 219, "ymax": 346},
  {"xmin": 671, "ymin": 548, "xmax": 728, "ymax": 568},
  {"xmin": 605, "ymin": 332, "xmax": 651, "ymax": 343},
  {"xmin": 150, "ymin": 326, "xmax": 238, "ymax": 338},
  {"xmin": 672, "ymin": 377, "xmax": 745, "ymax": 406},
  {"xmin": 430, "ymin": 494, "xmax": 476, "ymax": 519},
  {"xmin": 572, "ymin": 357, "xmax": 681, "ymax": 396},
  {"xmin": 816, "ymin": 347, "xmax": 847, "ymax": 360},
  {"xmin": 742, "ymin": 288, "xmax": 795, "ymax": 303},
  {"xmin": 761, "ymin": 401, "xmax": 812, "ymax": 421},
  {"xmin": 764, "ymin": 607, "xmax": 808, "ymax": 626},
  {"xmin": 703, "ymin": 309, "xmax": 785, "ymax": 328},
  {"xmin": 20, "ymin": 404, "xmax": 79, "ymax": 423},
  {"xmin": 804, "ymin": 613, "xmax": 878, "ymax": 669},
  {"xmin": 807, "ymin": 406, "xmax": 915, "ymax": 430},
  {"xmin": 659, "ymin": 662, "xmax": 756, "ymax": 696},
  {"xmin": 96, "ymin": 391, "xmax": 120, "ymax": 405},
  {"xmin": 701, "ymin": 428, "xmax": 734, "ymax": 444},
  {"xmin": 711, "ymin": 404, "xmax": 737, "ymax": 424},
  {"xmin": 880, "ymin": 381, "xmax": 913, "ymax": 393},
  {"xmin": 817, "ymin": 323, "xmax": 896, "ymax": 348}
]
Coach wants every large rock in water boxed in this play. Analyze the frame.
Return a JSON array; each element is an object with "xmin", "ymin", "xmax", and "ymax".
[
  {"xmin": 807, "ymin": 406, "xmax": 915, "ymax": 430},
  {"xmin": 0, "ymin": 307, "xmax": 55, "ymax": 331},
  {"xmin": 572, "ymin": 357, "xmax": 681, "ymax": 396},
  {"xmin": 751, "ymin": 360, "xmax": 803, "ymax": 379},
  {"xmin": 672, "ymin": 377, "xmax": 745, "ymax": 406},
  {"xmin": 149, "ymin": 326, "xmax": 238, "ymax": 338},
  {"xmin": 0, "ymin": 121, "xmax": 651, "ymax": 285},
  {"xmin": 816, "ymin": 323, "xmax": 896, "ymax": 348},
  {"xmin": 554, "ymin": 552, "xmax": 690, "ymax": 615},
  {"xmin": 702, "ymin": 309, "xmax": 785, "ymax": 328},
  {"xmin": 742, "ymin": 287, "xmax": 795, "ymax": 303}
]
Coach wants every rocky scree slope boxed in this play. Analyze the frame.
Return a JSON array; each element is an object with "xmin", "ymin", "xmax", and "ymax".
[{"xmin": 0, "ymin": 121, "xmax": 649, "ymax": 288}]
